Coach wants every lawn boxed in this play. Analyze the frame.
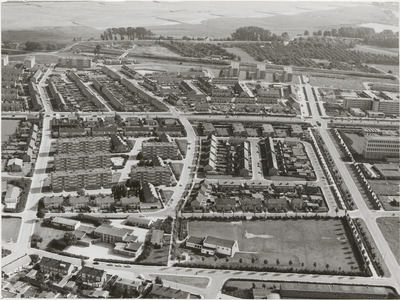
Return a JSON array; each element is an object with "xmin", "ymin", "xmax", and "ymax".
[
  {"xmin": 376, "ymin": 217, "xmax": 400, "ymax": 266},
  {"xmin": 309, "ymin": 75, "xmax": 396, "ymax": 90},
  {"xmin": 368, "ymin": 180, "xmax": 400, "ymax": 197},
  {"xmin": 170, "ymin": 163, "xmax": 184, "ymax": 180},
  {"xmin": 176, "ymin": 139, "xmax": 188, "ymax": 157},
  {"xmin": 340, "ymin": 131, "xmax": 365, "ymax": 154},
  {"xmin": 149, "ymin": 274, "xmax": 209, "ymax": 289},
  {"xmin": 185, "ymin": 219, "xmax": 362, "ymax": 273},
  {"xmin": 32, "ymin": 220, "xmax": 66, "ymax": 249},
  {"xmin": 1, "ymin": 217, "xmax": 22, "ymax": 243},
  {"xmin": 112, "ymin": 172, "xmax": 122, "ymax": 184}
]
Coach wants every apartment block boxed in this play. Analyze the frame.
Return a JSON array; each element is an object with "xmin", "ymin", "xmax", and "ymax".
[
  {"xmin": 58, "ymin": 57, "xmax": 92, "ymax": 69},
  {"xmin": 57, "ymin": 137, "xmax": 110, "ymax": 154},
  {"xmin": 362, "ymin": 134, "xmax": 400, "ymax": 160},
  {"xmin": 54, "ymin": 151, "xmax": 111, "ymax": 171},
  {"xmin": 39, "ymin": 257, "xmax": 73, "ymax": 276},
  {"xmin": 51, "ymin": 168, "xmax": 112, "ymax": 192},
  {"xmin": 130, "ymin": 165, "xmax": 171, "ymax": 186},
  {"xmin": 24, "ymin": 56, "xmax": 35, "ymax": 69},
  {"xmin": 141, "ymin": 141, "xmax": 179, "ymax": 160},
  {"xmin": 342, "ymin": 97, "xmax": 372, "ymax": 110}
]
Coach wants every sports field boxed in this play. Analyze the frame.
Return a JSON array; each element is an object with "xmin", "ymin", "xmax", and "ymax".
[{"xmin": 187, "ymin": 219, "xmax": 361, "ymax": 272}]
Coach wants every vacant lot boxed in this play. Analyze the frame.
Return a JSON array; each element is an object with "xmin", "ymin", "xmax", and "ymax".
[
  {"xmin": 185, "ymin": 219, "xmax": 361, "ymax": 272},
  {"xmin": 376, "ymin": 218, "xmax": 400, "ymax": 265},
  {"xmin": 2, "ymin": 217, "xmax": 22, "ymax": 243},
  {"xmin": 149, "ymin": 274, "xmax": 209, "ymax": 288},
  {"xmin": 368, "ymin": 180, "xmax": 400, "ymax": 197},
  {"xmin": 340, "ymin": 132, "xmax": 364, "ymax": 154},
  {"xmin": 309, "ymin": 75, "xmax": 397, "ymax": 90},
  {"xmin": 33, "ymin": 220, "xmax": 66, "ymax": 249}
]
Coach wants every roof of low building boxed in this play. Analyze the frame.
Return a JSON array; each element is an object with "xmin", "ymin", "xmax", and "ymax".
[
  {"xmin": 186, "ymin": 236, "xmax": 204, "ymax": 245},
  {"xmin": 52, "ymin": 217, "xmax": 80, "ymax": 227},
  {"xmin": 203, "ymin": 236, "xmax": 236, "ymax": 248},
  {"xmin": 80, "ymin": 266, "xmax": 106, "ymax": 278},
  {"xmin": 150, "ymin": 284, "xmax": 190, "ymax": 299},
  {"xmin": 94, "ymin": 224, "xmax": 133, "ymax": 238}
]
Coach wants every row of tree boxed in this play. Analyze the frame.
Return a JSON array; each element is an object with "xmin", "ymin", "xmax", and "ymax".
[
  {"xmin": 231, "ymin": 26, "xmax": 289, "ymax": 41},
  {"xmin": 25, "ymin": 41, "xmax": 59, "ymax": 51},
  {"xmin": 100, "ymin": 27, "xmax": 153, "ymax": 40},
  {"xmin": 304, "ymin": 27, "xmax": 399, "ymax": 48}
]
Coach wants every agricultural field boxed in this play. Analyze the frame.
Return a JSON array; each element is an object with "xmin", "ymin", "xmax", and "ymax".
[
  {"xmin": 234, "ymin": 42, "xmax": 398, "ymax": 72},
  {"xmin": 1, "ymin": 217, "xmax": 22, "ymax": 243},
  {"xmin": 158, "ymin": 41, "xmax": 237, "ymax": 59},
  {"xmin": 183, "ymin": 219, "xmax": 362, "ymax": 273},
  {"xmin": 376, "ymin": 218, "xmax": 400, "ymax": 265}
]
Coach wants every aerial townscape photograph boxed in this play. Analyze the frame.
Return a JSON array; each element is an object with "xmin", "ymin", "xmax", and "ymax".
[{"xmin": 1, "ymin": 0, "xmax": 399, "ymax": 299}]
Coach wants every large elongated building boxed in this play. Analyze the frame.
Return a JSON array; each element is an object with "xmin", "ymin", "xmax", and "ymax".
[
  {"xmin": 54, "ymin": 151, "xmax": 111, "ymax": 171},
  {"xmin": 57, "ymin": 137, "xmax": 110, "ymax": 153},
  {"xmin": 51, "ymin": 168, "xmax": 112, "ymax": 192},
  {"xmin": 362, "ymin": 134, "xmax": 400, "ymax": 159},
  {"xmin": 130, "ymin": 165, "xmax": 171, "ymax": 186}
]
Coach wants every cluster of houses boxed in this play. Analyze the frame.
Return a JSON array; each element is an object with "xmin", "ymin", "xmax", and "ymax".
[
  {"xmin": 201, "ymin": 134, "xmax": 252, "ymax": 177},
  {"xmin": 273, "ymin": 139, "xmax": 316, "ymax": 180},
  {"xmin": 50, "ymin": 114, "xmax": 185, "ymax": 139},
  {"xmin": 3, "ymin": 122, "xmax": 40, "ymax": 170},
  {"xmin": 2, "ymin": 254, "xmax": 192, "ymax": 299},
  {"xmin": 201, "ymin": 122, "xmax": 306, "ymax": 138},
  {"xmin": 187, "ymin": 180, "xmax": 327, "ymax": 213}
]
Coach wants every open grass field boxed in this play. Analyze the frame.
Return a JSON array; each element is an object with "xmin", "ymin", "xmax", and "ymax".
[
  {"xmin": 367, "ymin": 180, "xmax": 400, "ymax": 197},
  {"xmin": 170, "ymin": 163, "xmax": 184, "ymax": 180},
  {"xmin": 340, "ymin": 132, "xmax": 365, "ymax": 154},
  {"xmin": 376, "ymin": 217, "xmax": 400, "ymax": 265},
  {"xmin": 1, "ymin": 217, "xmax": 22, "ymax": 243},
  {"xmin": 310, "ymin": 75, "xmax": 397, "ymax": 90},
  {"xmin": 372, "ymin": 64, "xmax": 400, "ymax": 76},
  {"xmin": 33, "ymin": 220, "xmax": 66, "ymax": 249},
  {"xmin": 185, "ymin": 219, "xmax": 361, "ymax": 273},
  {"xmin": 149, "ymin": 274, "xmax": 209, "ymax": 289}
]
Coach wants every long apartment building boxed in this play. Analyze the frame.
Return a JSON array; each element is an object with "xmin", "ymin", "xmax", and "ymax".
[
  {"xmin": 57, "ymin": 137, "xmax": 110, "ymax": 154},
  {"xmin": 58, "ymin": 57, "xmax": 92, "ymax": 69},
  {"xmin": 362, "ymin": 133, "xmax": 399, "ymax": 159},
  {"xmin": 54, "ymin": 151, "xmax": 111, "ymax": 171},
  {"xmin": 130, "ymin": 165, "xmax": 171, "ymax": 186},
  {"xmin": 51, "ymin": 168, "xmax": 112, "ymax": 192},
  {"xmin": 141, "ymin": 141, "xmax": 179, "ymax": 159},
  {"xmin": 372, "ymin": 98, "xmax": 400, "ymax": 116}
]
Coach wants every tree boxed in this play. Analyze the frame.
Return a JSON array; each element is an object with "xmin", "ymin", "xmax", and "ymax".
[
  {"xmin": 289, "ymin": 260, "xmax": 293, "ymax": 266},
  {"xmin": 304, "ymin": 30, "xmax": 309, "ymax": 36},
  {"xmin": 317, "ymin": 30, "xmax": 323, "ymax": 36},
  {"xmin": 36, "ymin": 209, "xmax": 45, "ymax": 219},
  {"xmin": 264, "ymin": 259, "xmax": 268, "ymax": 265},
  {"xmin": 326, "ymin": 263, "xmax": 330, "ymax": 269},
  {"xmin": 281, "ymin": 32, "xmax": 290, "ymax": 41},
  {"xmin": 30, "ymin": 254, "xmax": 40, "ymax": 264},
  {"xmin": 276, "ymin": 259, "xmax": 280, "ymax": 265},
  {"xmin": 155, "ymin": 276, "xmax": 163, "ymax": 284},
  {"xmin": 313, "ymin": 262, "xmax": 317, "ymax": 268},
  {"xmin": 64, "ymin": 232, "xmax": 77, "ymax": 246},
  {"xmin": 118, "ymin": 27, "xmax": 127, "ymax": 39},
  {"xmin": 94, "ymin": 45, "xmax": 102, "ymax": 55}
]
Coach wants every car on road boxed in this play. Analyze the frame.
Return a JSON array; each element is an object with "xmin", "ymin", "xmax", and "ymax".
[
  {"xmin": 115, "ymin": 264, "xmax": 122, "ymax": 267},
  {"xmin": 107, "ymin": 263, "xmax": 113, "ymax": 266},
  {"xmin": 124, "ymin": 265, "xmax": 131, "ymax": 268},
  {"xmin": 93, "ymin": 262, "xmax": 99, "ymax": 265}
]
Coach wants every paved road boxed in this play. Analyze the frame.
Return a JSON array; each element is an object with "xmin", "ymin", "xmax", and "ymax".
[{"xmin": 2, "ymin": 66, "xmax": 400, "ymax": 298}]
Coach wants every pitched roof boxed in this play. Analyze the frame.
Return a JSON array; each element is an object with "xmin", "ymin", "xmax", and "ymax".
[
  {"xmin": 186, "ymin": 236, "xmax": 204, "ymax": 245},
  {"xmin": 40, "ymin": 257, "xmax": 72, "ymax": 272},
  {"xmin": 203, "ymin": 236, "xmax": 236, "ymax": 248},
  {"xmin": 150, "ymin": 284, "xmax": 190, "ymax": 299},
  {"xmin": 94, "ymin": 224, "xmax": 132, "ymax": 238},
  {"xmin": 80, "ymin": 266, "xmax": 106, "ymax": 278}
]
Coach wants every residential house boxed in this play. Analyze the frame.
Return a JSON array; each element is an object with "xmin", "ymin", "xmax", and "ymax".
[
  {"xmin": 149, "ymin": 284, "xmax": 190, "ymax": 299},
  {"xmin": 43, "ymin": 196, "xmax": 64, "ymax": 209},
  {"xmin": 4, "ymin": 185, "xmax": 21, "ymax": 211},
  {"xmin": 113, "ymin": 277, "xmax": 143, "ymax": 296},
  {"xmin": 79, "ymin": 267, "xmax": 107, "ymax": 287},
  {"xmin": 215, "ymin": 198, "xmax": 236, "ymax": 212},
  {"xmin": 7, "ymin": 158, "xmax": 23, "ymax": 172},
  {"xmin": 39, "ymin": 257, "xmax": 74, "ymax": 276}
]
